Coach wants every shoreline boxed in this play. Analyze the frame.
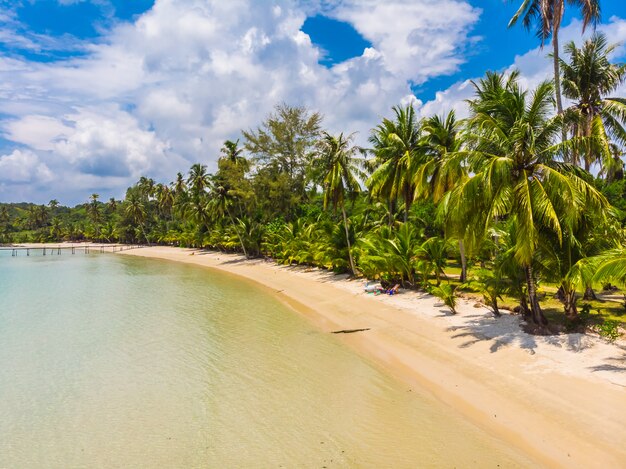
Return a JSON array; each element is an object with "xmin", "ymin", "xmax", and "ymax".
[
  {"xmin": 15, "ymin": 243, "xmax": 621, "ymax": 467},
  {"xmin": 117, "ymin": 246, "xmax": 626, "ymax": 468}
]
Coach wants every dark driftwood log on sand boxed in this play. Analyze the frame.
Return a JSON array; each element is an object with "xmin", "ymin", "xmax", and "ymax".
[{"xmin": 331, "ymin": 328, "xmax": 370, "ymax": 334}]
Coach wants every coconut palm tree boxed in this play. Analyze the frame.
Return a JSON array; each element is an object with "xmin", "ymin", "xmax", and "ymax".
[
  {"xmin": 107, "ymin": 197, "xmax": 117, "ymax": 214},
  {"xmin": 173, "ymin": 172, "xmax": 187, "ymax": 196},
  {"xmin": 603, "ymin": 143, "xmax": 625, "ymax": 183},
  {"xmin": 137, "ymin": 177, "xmax": 156, "ymax": 201},
  {"xmin": 87, "ymin": 193, "xmax": 100, "ymax": 222},
  {"xmin": 208, "ymin": 176, "xmax": 248, "ymax": 258},
  {"xmin": 560, "ymin": 33, "xmax": 626, "ymax": 171},
  {"xmin": 187, "ymin": 163, "xmax": 211, "ymax": 197},
  {"xmin": 125, "ymin": 193, "xmax": 148, "ymax": 243},
  {"xmin": 367, "ymin": 104, "xmax": 424, "ymax": 222},
  {"xmin": 49, "ymin": 217, "xmax": 63, "ymax": 240},
  {"xmin": 417, "ymin": 111, "xmax": 470, "ymax": 282},
  {"xmin": 315, "ymin": 131, "xmax": 364, "ymax": 275},
  {"xmin": 442, "ymin": 72, "xmax": 609, "ymax": 325},
  {"xmin": 156, "ymin": 184, "xmax": 174, "ymax": 219},
  {"xmin": 508, "ymin": 0, "xmax": 601, "ymax": 125},
  {"xmin": 590, "ymin": 248, "xmax": 626, "ymax": 284},
  {"xmin": 221, "ymin": 139, "xmax": 250, "ymax": 173}
]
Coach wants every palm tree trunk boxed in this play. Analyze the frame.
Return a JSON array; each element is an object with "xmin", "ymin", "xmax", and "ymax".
[
  {"xmin": 553, "ymin": 31, "xmax": 570, "ymax": 162},
  {"xmin": 490, "ymin": 297, "xmax": 501, "ymax": 318},
  {"xmin": 140, "ymin": 223, "xmax": 149, "ymax": 245},
  {"xmin": 553, "ymin": 33, "xmax": 564, "ymax": 117},
  {"xmin": 226, "ymin": 207, "xmax": 248, "ymax": 259},
  {"xmin": 525, "ymin": 265, "xmax": 548, "ymax": 326},
  {"xmin": 341, "ymin": 205, "xmax": 356, "ymax": 276},
  {"xmin": 584, "ymin": 113, "xmax": 593, "ymax": 171},
  {"xmin": 459, "ymin": 239, "xmax": 467, "ymax": 283},
  {"xmin": 563, "ymin": 287, "xmax": 578, "ymax": 321},
  {"xmin": 403, "ymin": 185, "xmax": 411, "ymax": 223},
  {"xmin": 583, "ymin": 285, "xmax": 597, "ymax": 301}
]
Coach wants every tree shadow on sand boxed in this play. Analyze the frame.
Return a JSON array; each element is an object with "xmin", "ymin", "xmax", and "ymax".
[
  {"xmin": 445, "ymin": 312, "xmax": 599, "ymax": 355},
  {"xmin": 589, "ymin": 347, "xmax": 626, "ymax": 375}
]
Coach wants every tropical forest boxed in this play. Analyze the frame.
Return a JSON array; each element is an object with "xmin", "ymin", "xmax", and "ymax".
[{"xmin": 2, "ymin": 29, "xmax": 626, "ymax": 335}]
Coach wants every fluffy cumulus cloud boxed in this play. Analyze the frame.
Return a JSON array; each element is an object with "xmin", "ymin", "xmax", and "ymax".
[
  {"xmin": 0, "ymin": 0, "xmax": 485, "ymax": 203},
  {"xmin": 416, "ymin": 17, "xmax": 626, "ymax": 119},
  {"xmin": 327, "ymin": 0, "xmax": 480, "ymax": 84},
  {"xmin": 0, "ymin": 149, "xmax": 51, "ymax": 182},
  {"xmin": 0, "ymin": 0, "xmax": 623, "ymax": 204}
]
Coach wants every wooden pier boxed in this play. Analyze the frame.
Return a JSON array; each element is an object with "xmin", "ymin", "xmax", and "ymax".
[{"xmin": 0, "ymin": 245, "xmax": 144, "ymax": 257}]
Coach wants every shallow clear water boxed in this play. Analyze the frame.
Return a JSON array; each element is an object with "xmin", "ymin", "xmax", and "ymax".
[{"xmin": 0, "ymin": 252, "xmax": 531, "ymax": 467}]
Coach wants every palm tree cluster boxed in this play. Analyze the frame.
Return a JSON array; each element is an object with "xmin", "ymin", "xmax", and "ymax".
[{"xmin": 2, "ymin": 29, "xmax": 625, "ymax": 330}]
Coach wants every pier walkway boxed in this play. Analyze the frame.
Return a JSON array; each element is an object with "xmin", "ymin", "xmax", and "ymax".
[{"xmin": 0, "ymin": 244, "xmax": 144, "ymax": 257}]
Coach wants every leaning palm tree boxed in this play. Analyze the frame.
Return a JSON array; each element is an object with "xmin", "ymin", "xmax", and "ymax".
[
  {"xmin": 367, "ymin": 104, "xmax": 424, "ymax": 222},
  {"xmin": 315, "ymin": 131, "xmax": 364, "ymax": 276},
  {"xmin": 441, "ymin": 72, "xmax": 609, "ymax": 325},
  {"xmin": 560, "ymin": 33, "xmax": 626, "ymax": 171},
  {"xmin": 508, "ymin": 0, "xmax": 601, "ymax": 123}
]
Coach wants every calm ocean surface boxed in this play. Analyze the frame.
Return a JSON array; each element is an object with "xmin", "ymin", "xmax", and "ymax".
[{"xmin": 0, "ymin": 252, "xmax": 531, "ymax": 467}]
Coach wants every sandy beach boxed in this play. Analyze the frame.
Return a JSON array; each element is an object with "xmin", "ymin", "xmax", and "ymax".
[{"xmin": 114, "ymin": 246, "xmax": 626, "ymax": 468}]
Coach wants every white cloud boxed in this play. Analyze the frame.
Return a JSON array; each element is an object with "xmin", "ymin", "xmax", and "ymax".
[
  {"xmin": 7, "ymin": 0, "xmax": 623, "ymax": 204},
  {"xmin": 0, "ymin": 149, "xmax": 52, "ymax": 184},
  {"xmin": 417, "ymin": 17, "xmax": 626, "ymax": 119},
  {"xmin": 3, "ymin": 115, "xmax": 74, "ymax": 151},
  {"xmin": 328, "ymin": 0, "xmax": 481, "ymax": 84}
]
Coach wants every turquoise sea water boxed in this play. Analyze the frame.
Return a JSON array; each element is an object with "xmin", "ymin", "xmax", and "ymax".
[{"xmin": 0, "ymin": 252, "xmax": 532, "ymax": 467}]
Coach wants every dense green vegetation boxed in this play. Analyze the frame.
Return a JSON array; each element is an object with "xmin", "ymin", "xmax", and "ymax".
[{"xmin": 2, "ymin": 27, "xmax": 625, "ymax": 333}]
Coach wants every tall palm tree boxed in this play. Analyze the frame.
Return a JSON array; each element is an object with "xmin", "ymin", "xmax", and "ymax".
[
  {"xmin": 187, "ymin": 163, "xmax": 211, "ymax": 197},
  {"xmin": 107, "ymin": 197, "xmax": 117, "ymax": 213},
  {"xmin": 367, "ymin": 104, "xmax": 423, "ymax": 222},
  {"xmin": 442, "ymin": 72, "xmax": 609, "ymax": 325},
  {"xmin": 560, "ymin": 33, "xmax": 626, "ymax": 171},
  {"xmin": 156, "ymin": 184, "xmax": 174, "ymax": 219},
  {"xmin": 173, "ymin": 172, "xmax": 187, "ymax": 196},
  {"xmin": 221, "ymin": 139, "xmax": 250, "ymax": 173},
  {"xmin": 137, "ymin": 177, "xmax": 156, "ymax": 200},
  {"xmin": 508, "ymin": 0, "xmax": 601, "ymax": 126},
  {"xmin": 87, "ymin": 193, "xmax": 100, "ymax": 222},
  {"xmin": 208, "ymin": 176, "xmax": 248, "ymax": 258},
  {"xmin": 125, "ymin": 193, "xmax": 148, "ymax": 243},
  {"xmin": 316, "ymin": 132, "xmax": 364, "ymax": 276},
  {"xmin": 416, "ymin": 111, "xmax": 469, "ymax": 282}
]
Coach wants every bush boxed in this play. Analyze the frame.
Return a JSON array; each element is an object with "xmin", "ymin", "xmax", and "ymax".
[
  {"xmin": 429, "ymin": 283, "xmax": 457, "ymax": 314},
  {"xmin": 598, "ymin": 320, "xmax": 621, "ymax": 343}
]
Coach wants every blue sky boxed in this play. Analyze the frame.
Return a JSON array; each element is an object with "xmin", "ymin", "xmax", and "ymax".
[
  {"xmin": 301, "ymin": 0, "xmax": 626, "ymax": 101},
  {"xmin": 0, "ymin": 0, "xmax": 625, "ymax": 204}
]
